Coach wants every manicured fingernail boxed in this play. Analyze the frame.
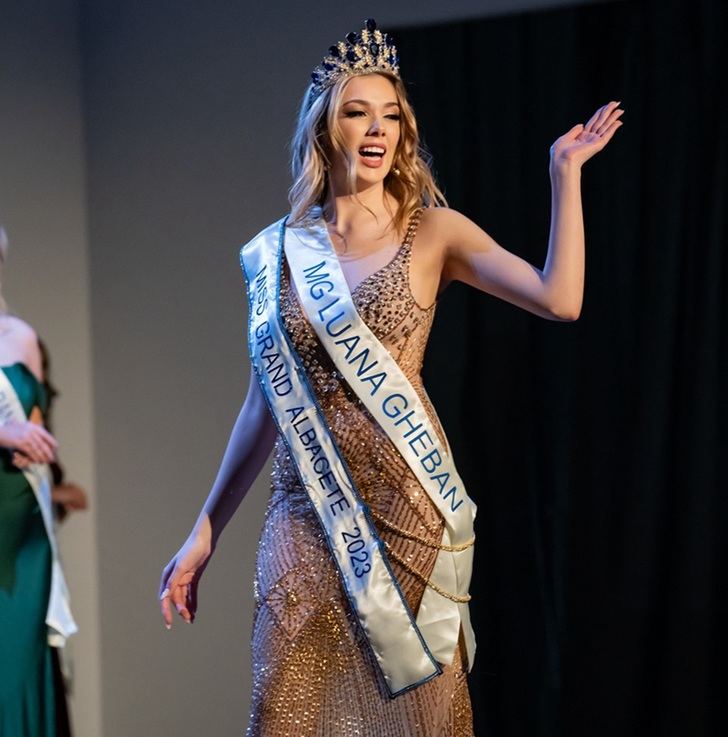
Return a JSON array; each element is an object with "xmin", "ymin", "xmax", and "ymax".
[
  {"xmin": 165, "ymin": 623, "xmax": 171, "ymax": 630},
  {"xmin": 159, "ymin": 588, "xmax": 169, "ymax": 600}
]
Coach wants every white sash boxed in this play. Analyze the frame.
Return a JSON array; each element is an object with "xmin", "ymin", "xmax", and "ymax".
[
  {"xmin": 0, "ymin": 367, "xmax": 77, "ymax": 647},
  {"xmin": 241, "ymin": 219, "xmax": 441, "ymax": 697},
  {"xmin": 283, "ymin": 214, "xmax": 477, "ymax": 669}
]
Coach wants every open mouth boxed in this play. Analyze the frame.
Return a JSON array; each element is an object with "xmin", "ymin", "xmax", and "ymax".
[{"xmin": 358, "ymin": 146, "xmax": 386, "ymax": 159}]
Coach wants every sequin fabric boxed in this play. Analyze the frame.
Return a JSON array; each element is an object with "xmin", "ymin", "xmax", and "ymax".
[{"xmin": 247, "ymin": 210, "xmax": 474, "ymax": 736}]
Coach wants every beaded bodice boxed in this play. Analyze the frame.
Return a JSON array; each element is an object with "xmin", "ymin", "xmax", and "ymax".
[
  {"xmin": 283, "ymin": 208, "xmax": 434, "ymax": 388},
  {"xmin": 271, "ymin": 207, "xmax": 448, "ymax": 497}
]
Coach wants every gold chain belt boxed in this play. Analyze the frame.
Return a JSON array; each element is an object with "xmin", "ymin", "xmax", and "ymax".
[
  {"xmin": 382, "ymin": 541, "xmax": 472, "ymax": 604},
  {"xmin": 370, "ymin": 508, "xmax": 475, "ymax": 552}
]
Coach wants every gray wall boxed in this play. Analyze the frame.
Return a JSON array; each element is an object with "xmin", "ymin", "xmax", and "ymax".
[
  {"xmin": 3, "ymin": 1, "xmax": 606, "ymax": 735},
  {"xmin": 0, "ymin": 2, "xmax": 101, "ymax": 736}
]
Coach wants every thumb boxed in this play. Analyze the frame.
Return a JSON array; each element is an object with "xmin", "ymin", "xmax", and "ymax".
[{"xmin": 566, "ymin": 123, "xmax": 585, "ymax": 138}]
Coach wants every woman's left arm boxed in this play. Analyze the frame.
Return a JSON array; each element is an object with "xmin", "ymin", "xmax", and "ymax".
[{"xmin": 440, "ymin": 101, "xmax": 624, "ymax": 321}]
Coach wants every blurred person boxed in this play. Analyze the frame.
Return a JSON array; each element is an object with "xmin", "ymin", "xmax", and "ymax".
[{"xmin": 0, "ymin": 224, "xmax": 77, "ymax": 736}]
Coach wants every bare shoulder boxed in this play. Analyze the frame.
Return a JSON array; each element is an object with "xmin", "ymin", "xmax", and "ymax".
[
  {"xmin": 418, "ymin": 205, "xmax": 466, "ymax": 231},
  {"xmin": 416, "ymin": 206, "xmax": 459, "ymax": 251},
  {"xmin": 412, "ymin": 207, "xmax": 477, "ymax": 281},
  {"xmin": 0, "ymin": 315, "xmax": 42, "ymax": 377},
  {"xmin": 1, "ymin": 314, "xmax": 37, "ymax": 342},
  {"xmin": 418, "ymin": 207, "xmax": 484, "ymax": 248},
  {"xmin": 409, "ymin": 207, "xmax": 450, "ymax": 261}
]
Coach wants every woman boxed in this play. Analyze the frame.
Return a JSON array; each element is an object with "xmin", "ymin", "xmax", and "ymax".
[
  {"xmin": 160, "ymin": 18, "xmax": 623, "ymax": 735},
  {"xmin": 0, "ymin": 225, "xmax": 77, "ymax": 736}
]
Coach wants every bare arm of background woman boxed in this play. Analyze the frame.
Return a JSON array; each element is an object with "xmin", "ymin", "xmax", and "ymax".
[
  {"xmin": 0, "ymin": 321, "xmax": 58, "ymax": 463},
  {"xmin": 159, "ymin": 373, "xmax": 277, "ymax": 628}
]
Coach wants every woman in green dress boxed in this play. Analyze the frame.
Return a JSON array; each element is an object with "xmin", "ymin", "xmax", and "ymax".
[{"xmin": 0, "ymin": 224, "xmax": 71, "ymax": 737}]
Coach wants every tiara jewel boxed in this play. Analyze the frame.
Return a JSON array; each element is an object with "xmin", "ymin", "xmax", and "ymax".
[{"xmin": 310, "ymin": 18, "xmax": 400, "ymax": 101}]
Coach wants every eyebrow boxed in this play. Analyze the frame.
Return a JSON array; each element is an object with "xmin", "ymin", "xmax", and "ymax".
[{"xmin": 342, "ymin": 99, "xmax": 400, "ymax": 108}]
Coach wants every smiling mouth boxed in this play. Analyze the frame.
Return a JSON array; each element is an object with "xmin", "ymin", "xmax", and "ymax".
[{"xmin": 358, "ymin": 146, "xmax": 386, "ymax": 159}]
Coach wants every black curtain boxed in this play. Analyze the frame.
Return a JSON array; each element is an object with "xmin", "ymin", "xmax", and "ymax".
[{"xmin": 395, "ymin": 1, "xmax": 726, "ymax": 735}]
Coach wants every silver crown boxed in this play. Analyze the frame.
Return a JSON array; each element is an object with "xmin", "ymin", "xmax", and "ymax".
[{"xmin": 310, "ymin": 18, "xmax": 400, "ymax": 101}]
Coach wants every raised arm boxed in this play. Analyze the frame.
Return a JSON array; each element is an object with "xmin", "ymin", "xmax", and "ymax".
[
  {"xmin": 437, "ymin": 101, "xmax": 624, "ymax": 321},
  {"xmin": 159, "ymin": 370, "xmax": 277, "ymax": 627}
]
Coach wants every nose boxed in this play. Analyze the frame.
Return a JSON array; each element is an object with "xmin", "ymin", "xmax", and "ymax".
[{"xmin": 367, "ymin": 117, "xmax": 385, "ymax": 135}]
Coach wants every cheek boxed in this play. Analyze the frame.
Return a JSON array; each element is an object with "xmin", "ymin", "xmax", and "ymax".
[{"xmin": 339, "ymin": 120, "xmax": 364, "ymax": 148}]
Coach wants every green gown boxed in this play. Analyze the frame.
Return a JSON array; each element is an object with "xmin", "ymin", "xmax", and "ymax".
[{"xmin": 0, "ymin": 363, "xmax": 55, "ymax": 737}]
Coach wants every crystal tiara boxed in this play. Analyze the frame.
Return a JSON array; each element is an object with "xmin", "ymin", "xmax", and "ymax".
[{"xmin": 309, "ymin": 18, "xmax": 400, "ymax": 101}]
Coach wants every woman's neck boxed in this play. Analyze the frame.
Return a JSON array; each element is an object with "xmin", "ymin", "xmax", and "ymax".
[{"xmin": 322, "ymin": 183, "xmax": 398, "ymax": 236}]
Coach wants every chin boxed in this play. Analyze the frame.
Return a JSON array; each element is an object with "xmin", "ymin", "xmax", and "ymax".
[{"xmin": 355, "ymin": 168, "xmax": 389, "ymax": 185}]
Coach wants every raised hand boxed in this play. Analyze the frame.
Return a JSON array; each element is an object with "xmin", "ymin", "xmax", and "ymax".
[{"xmin": 550, "ymin": 100, "xmax": 624, "ymax": 171}]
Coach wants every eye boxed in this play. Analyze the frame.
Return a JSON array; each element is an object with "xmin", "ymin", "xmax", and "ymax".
[
  {"xmin": 386, "ymin": 114, "xmax": 401, "ymax": 121},
  {"xmin": 344, "ymin": 110, "xmax": 366, "ymax": 117}
]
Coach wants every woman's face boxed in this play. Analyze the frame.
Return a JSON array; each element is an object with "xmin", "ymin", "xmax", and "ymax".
[{"xmin": 330, "ymin": 73, "xmax": 401, "ymax": 188}]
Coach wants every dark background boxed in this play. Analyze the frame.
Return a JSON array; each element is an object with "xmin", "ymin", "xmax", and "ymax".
[{"xmin": 396, "ymin": 1, "xmax": 726, "ymax": 735}]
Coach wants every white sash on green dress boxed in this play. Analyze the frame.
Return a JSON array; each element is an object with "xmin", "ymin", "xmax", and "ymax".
[{"xmin": 0, "ymin": 368, "xmax": 77, "ymax": 647}]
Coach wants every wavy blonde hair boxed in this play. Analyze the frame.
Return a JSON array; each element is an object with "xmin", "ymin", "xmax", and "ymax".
[{"xmin": 288, "ymin": 71, "xmax": 447, "ymax": 234}]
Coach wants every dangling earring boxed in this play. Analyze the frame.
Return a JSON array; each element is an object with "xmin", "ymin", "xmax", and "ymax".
[{"xmin": 392, "ymin": 166, "xmax": 401, "ymax": 176}]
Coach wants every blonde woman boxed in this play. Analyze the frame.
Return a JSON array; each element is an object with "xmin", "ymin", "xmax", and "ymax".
[
  {"xmin": 160, "ymin": 18, "xmax": 622, "ymax": 735},
  {"xmin": 1, "ymin": 225, "xmax": 76, "ymax": 736}
]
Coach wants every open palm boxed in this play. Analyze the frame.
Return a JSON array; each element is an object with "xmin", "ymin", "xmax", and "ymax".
[{"xmin": 550, "ymin": 100, "xmax": 624, "ymax": 169}]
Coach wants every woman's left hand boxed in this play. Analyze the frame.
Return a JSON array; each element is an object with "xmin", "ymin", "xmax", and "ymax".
[
  {"xmin": 550, "ymin": 100, "xmax": 624, "ymax": 172},
  {"xmin": 11, "ymin": 451, "xmax": 32, "ymax": 469},
  {"xmin": 52, "ymin": 482, "xmax": 89, "ymax": 512}
]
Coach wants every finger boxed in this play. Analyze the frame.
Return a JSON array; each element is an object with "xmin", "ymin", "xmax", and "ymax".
[
  {"xmin": 26, "ymin": 446, "xmax": 46, "ymax": 464},
  {"xmin": 586, "ymin": 120, "xmax": 623, "ymax": 154},
  {"xmin": 583, "ymin": 105, "xmax": 607, "ymax": 133},
  {"xmin": 12, "ymin": 452, "xmax": 30, "ymax": 468},
  {"xmin": 24, "ymin": 428, "xmax": 56, "ymax": 460},
  {"xmin": 28, "ymin": 433, "xmax": 54, "ymax": 463},
  {"xmin": 564, "ymin": 123, "xmax": 584, "ymax": 140},
  {"xmin": 159, "ymin": 564, "xmax": 176, "ymax": 629},
  {"xmin": 592, "ymin": 101, "xmax": 620, "ymax": 129},
  {"xmin": 185, "ymin": 583, "xmax": 195, "ymax": 623},
  {"xmin": 159, "ymin": 560, "xmax": 176, "ymax": 598},
  {"xmin": 17, "ymin": 437, "xmax": 40, "ymax": 462},
  {"xmin": 585, "ymin": 101, "xmax": 620, "ymax": 134},
  {"xmin": 160, "ymin": 587, "xmax": 173, "ymax": 629},
  {"xmin": 596, "ymin": 107, "xmax": 624, "ymax": 136},
  {"xmin": 173, "ymin": 586, "xmax": 192, "ymax": 623},
  {"xmin": 36, "ymin": 444, "xmax": 55, "ymax": 464},
  {"xmin": 598, "ymin": 119, "xmax": 624, "ymax": 144},
  {"xmin": 34, "ymin": 425, "xmax": 58, "ymax": 449},
  {"xmin": 175, "ymin": 571, "xmax": 195, "ymax": 622},
  {"xmin": 35, "ymin": 431, "xmax": 58, "ymax": 460}
]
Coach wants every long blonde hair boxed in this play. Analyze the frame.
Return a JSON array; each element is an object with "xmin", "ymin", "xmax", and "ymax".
[{"xmin": 288, "ymin": 71, "xmax": 447, "ymax": 234}]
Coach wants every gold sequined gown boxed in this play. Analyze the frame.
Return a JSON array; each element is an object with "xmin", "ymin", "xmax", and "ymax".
[{"xmin": 247, "ymin": 211, "xmax": 474, "ymax": 737}]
